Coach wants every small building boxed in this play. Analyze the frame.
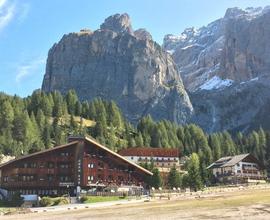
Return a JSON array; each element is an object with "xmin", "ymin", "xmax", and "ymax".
[
  {"xmin": 0, "ymin": 136, "xmax": 152, "ymax": 197},
  {"xmin": 207, "ymin": 153, "xmax": 266, "ymax": 184}
]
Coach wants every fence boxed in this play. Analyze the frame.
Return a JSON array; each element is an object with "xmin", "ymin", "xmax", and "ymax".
[
  {"xmin": 83, "ymin": 189, "xmax": 144, "ymax": 197},
  {"xmin": 149, "ymin": 183, "xmax": 270, "ymax": 200}
]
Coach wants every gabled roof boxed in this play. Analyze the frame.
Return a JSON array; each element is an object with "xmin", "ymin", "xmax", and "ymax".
[
  {"xmin": 118, "ymin": 147, "xmax": 180, "ymax": 157},
  {"xmin": 84, "ymin": 137, "xmax": 153, "ymax": 176},
  {"xmin": 0, "ymin": 136, "xmax": 153, "ymax": 176},
  {"xmin": 207, "ymin": 153, "xmax": 264, "ymax": 169},
  {"xmin": 0, "ymin": 141, "xmax": 79, "ymax": 168}
]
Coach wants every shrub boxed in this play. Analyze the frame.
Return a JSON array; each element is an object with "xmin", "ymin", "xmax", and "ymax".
[
  {"xmin": 54, "ymin": 197, "xmax": 69, "ymax": 205},
  {"xmin": 39, "ymin": 197, "xmax": 54, "ymax": 207},
  {"xmin": 39, "ymin": 196, "xmax": 70, "ymax": 207},
  {"xmin": 80, "ymin": 196, "xmax": 88, "ymax": 203}
]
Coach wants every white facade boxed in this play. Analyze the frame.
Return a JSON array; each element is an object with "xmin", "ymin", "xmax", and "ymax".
[
  {"xmin": 123, "ymin": 156, "xmax": 181, "ymax": 173},
  {"xmin": 213, "ymin": 161, "xmax": 262, "ymax": 178}
]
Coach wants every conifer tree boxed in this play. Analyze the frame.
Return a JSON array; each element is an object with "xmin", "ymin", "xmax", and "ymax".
[
  {"xmin": 168, "ymin": 165, "xmax": 181, "ymax": 188},
  {"xmin": 151, "ymin": 168, "xmax": 163, "ymax": 188},
  {"xmin": 187, "ymin": 153, "xmax": 203, "ymax": 191}
]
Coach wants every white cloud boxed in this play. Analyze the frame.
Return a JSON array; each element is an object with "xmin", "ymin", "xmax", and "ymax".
[
  {"xmin": 0, "ymin": 0, "xmax": 15, "ymax": 31},
  {"xmin": 0, "ymin": 0, "xmax": 7, "ymax": 8},
  {"xmin": 0, "ymin": 0, "xmax": 30, "ymax": 32},
  {"xmin": 16, "ymin": 58, "xmax": 46, "ymax": 83}
]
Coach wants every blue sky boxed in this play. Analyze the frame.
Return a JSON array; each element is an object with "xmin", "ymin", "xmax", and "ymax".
[{"xmin": 1, "ymin": 0, "xmax": 270, "ymax": 97}]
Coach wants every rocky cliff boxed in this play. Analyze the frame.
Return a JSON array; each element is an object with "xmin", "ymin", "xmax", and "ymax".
[
  {"xmin": 42, "ymin": 13, "xmax": 193, "ymax": 124},
  {"xmin": 163, "ymin": 6, "xmax": 270, "ymax": 132},
  {"xmin": 163, "ymin": 6, "xmax": 270, "ymax": 92}
]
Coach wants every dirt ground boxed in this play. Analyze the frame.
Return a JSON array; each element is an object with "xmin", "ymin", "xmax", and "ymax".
[{"xmin": 3, "ymin": 187, "xmax": 270, "ymax": 220}]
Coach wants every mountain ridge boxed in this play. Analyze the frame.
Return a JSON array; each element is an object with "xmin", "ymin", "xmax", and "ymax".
[{"xmin": 42, "ymin": 13, "xmax": 193, "ymax": 125}]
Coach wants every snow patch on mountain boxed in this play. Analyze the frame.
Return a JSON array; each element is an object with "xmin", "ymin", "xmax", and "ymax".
[
  {"xmin": 199, "ymin": 76, "xmax": 233, "ymax": 90},
  {"xmin": 240, "ymin": 77, "xmax": 259, "ymax": 85},
  {"xmin": 166, "ymin": 49, "xmax": 175, "ymax": 55}
]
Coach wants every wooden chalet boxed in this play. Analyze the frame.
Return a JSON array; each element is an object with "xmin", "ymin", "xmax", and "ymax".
[
  {"xmin": 207, "ymin": 153, "xmax": 266, "ymax": 184},
  {"xmin": 0, "ymin": 137, "xmax": 152, "ymax": 197}
]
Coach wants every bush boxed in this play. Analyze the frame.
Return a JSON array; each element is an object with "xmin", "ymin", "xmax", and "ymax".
[
  {"xmin": 54, "ymin": 197, "xmax": 69, "ymax": 205},
  {"xmin": 80, "ymin": 196, "xmax": 88, "ymax": 203},
  {"xmin": 39, "ymin": 197, "xmax": 54, "ymax": 207},
  {"xmin": 39, "ymin": 197, "xmax": 69, "ymax": 207}
]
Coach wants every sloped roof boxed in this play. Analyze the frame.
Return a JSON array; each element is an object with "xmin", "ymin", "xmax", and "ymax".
[
  {"xmin": 0, "ymin": 141, "xmax": 79, "ymax": 168},
  {"xmin": 118, "ymin": 147, "xmax": 180, "ymax": 157},
  {"xmin": 220, "ymin": 154, "xmax": 249, "ymax": 167},
  {"xmin": 207, "ymin": 153, "xmax": 264, "ymax": 169},
  {"xmin": 0, "ymin": 136, "xmax": 153, "ymax": 176},
  {"xmin": 84, "ymin": 137, "xmax": 153, "ymax": 175}
]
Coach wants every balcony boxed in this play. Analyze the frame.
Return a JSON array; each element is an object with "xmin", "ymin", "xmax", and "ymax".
[{"xmin": 216, "ymin": 172, "xmax": 265, "ymax": 180}]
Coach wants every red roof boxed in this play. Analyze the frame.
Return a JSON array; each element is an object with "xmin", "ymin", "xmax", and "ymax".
[{"xmin": 118, "ymin": 147, "xmax": 180, "ymax": 157}]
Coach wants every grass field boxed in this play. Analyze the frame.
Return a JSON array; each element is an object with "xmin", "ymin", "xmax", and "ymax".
[
  {"xmin": 81, "ymin": 196, "xmax": 124, "ymax": 203},
  {"xmin": 2, "ymin": 187, "xmax": 270, "ymax": 219}
]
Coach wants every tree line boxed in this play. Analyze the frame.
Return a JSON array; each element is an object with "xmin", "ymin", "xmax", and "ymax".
[{"xmin": 0, "ymin": 89, "xmax": 270, "ymax": 189}]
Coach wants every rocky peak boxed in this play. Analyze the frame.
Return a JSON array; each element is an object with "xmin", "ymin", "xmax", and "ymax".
[
  {"xmin": 134, "ymin": 28, "xmax": 152, "ymax": 41},
  {"xmin": 42, "ymin": 14, "xmax": 193, "ymax": 125},
  {"xmin": 224, "ymin": 7, "xmax": 245, "ymax": 18},
  {"xmin": 100, "ymin": 13, "xmax": 133, "ymax": 34},
  {"xmin": 224, "ymin": 6, "xmax": 270, "ymax": 20}
]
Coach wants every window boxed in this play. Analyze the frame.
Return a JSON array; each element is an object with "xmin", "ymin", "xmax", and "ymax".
[
  {"xmin": 88, "ymin": 163, "xmax": 94, "ymax": 168},
  {"xmin": 59, "ymin": 176, "xmax": 70, "ymax": 182},
  {"xmin": 31, "ymin": 163, "xmax": 37, "ymax": 168},
  {"xmin": 21, "ymin": 175, "xmax": 35, "ymax": 182},
  {"xmin": 47, "ymin": 174, "xmax": 54, "ymax": 181},
  {"xmin": 60, "ymin": 152, "xmax": 70, "ymax": 156},
  {"xmin": 59, "ymin": 163, "xmax": 70, "ymax": 169},
  {"xmin": 3, "ymin": 176, "xmax": 8, "ymax": 182},
  {"xmin": 87, "ymin": 176, "xmax": 94, "ymax": 181},
  {"xmin": 47, "ymin": 162, "xmax": 54, "ymax": 168}
]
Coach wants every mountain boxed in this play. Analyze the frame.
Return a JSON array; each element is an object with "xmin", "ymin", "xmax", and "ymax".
[
  {"xmin": 163, "ymin": 7, "xmax": 270, "ymax": 132},
  {"xmin": 42, "ymin": 13, "xmax": 193, "ymax": 124},
  {"xmin": 163, "ymin": 6, "xmax": 270, "ymax": 92}
]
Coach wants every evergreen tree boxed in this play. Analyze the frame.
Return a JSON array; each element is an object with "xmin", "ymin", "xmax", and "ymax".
[
  {"xmin": 108, "ymin": 101, "xmax": 123, "ymax": 128},
  {"xmin": 66, "ymin": 90, "xmax": 79, "ymax": 115},
  {"xmin": 42, "ymin": 118, "xmax": 51, "ymax": 148},
  {"xmin": 168, "ymin": 165, "xmax": 181, "ymax": 188},
  {"xmin": 187, "ymin": 153, "xmax": 203, "ymax": 191},
  {"xmin": 0, "ymin": 100, "xmax": 14, "ymax": 133},
  {"xmin": 151, "ymin": 168, "xmax": 163, "ymax": 189},
  {"xmin": 135, "ymin": 132, "xmax": 144, "ymax": 146},
  {"xmin": 209, "ymin": 133, "xmax": 221, "ymax": 161}
]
